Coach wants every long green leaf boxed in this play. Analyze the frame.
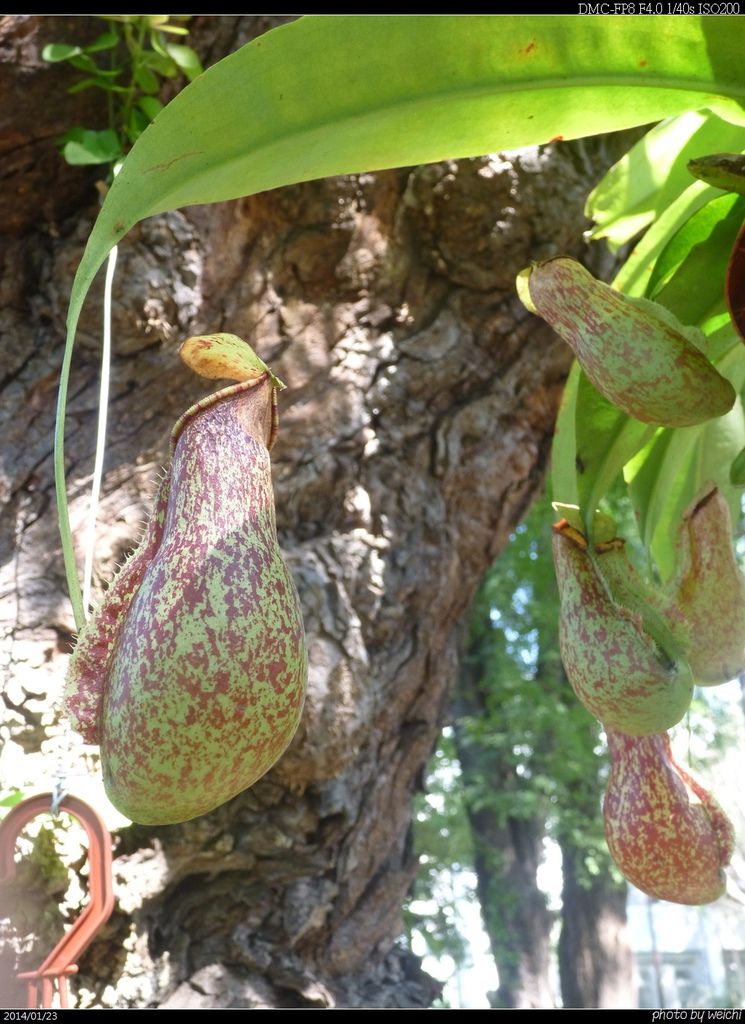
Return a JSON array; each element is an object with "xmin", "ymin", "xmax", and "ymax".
[
  {"xmin": 612, "ymin": 180, "xmax": 721, "ymax": 296},
  {"xmin": 551, "ymin": 361, "xmax": 581, "ymax": 508},
  {"xmin": 586, "ymin": 110, "xmax": 745, "ymax": 251},
  {"xmin": 625, "ymin": 340, "xmax": 745, "ymax": 580},
  {"xmin": 56, "ymin": 14, "xmax": 745, "ymax": 626},
  {"xmin": 648, "ymin": 193, "xmax": 745, "ymax": 298},
  {"xmin": 70, "ymin": 16, "xmax": 745, "ymax": 341},
  {"xmin": 550, "ymin": 362, "xmax": 655, "ymax": 536},
  {"xmin": 620, "ymin": 180, "xmax": 745, "ymax": 569},
  {"xmin": 639, "ymin": 399, "xmax": 745, "ymax": 581},
  {"xmin": 574, "ymin": 373, "xmax": 654, "ymax": 540},
  {"xmin": 648, "ymin": 194, "xmax": 745, "ymax": 333}
]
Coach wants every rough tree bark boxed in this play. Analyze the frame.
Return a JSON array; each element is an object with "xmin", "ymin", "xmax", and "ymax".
[{"xmin": 1, "ymin": 15, "xmax": 623, "ymax": 1009}]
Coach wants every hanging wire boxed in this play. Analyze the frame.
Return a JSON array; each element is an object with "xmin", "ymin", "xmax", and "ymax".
[
  {"xmin": 81, "ymin": 244, "xmax": 118, "ymax": 619},
  {"xmin": 52, "ymin": 172, "xmax": 120, "ymax": 797},
  {"xmin": 55, "ymin": 159, "xmax": 122, "ymax": 634}
]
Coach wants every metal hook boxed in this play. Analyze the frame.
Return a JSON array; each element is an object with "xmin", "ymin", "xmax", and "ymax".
[{"xmin": 0, "ymin": 793, "xmax": 115, "ymax": 1009}]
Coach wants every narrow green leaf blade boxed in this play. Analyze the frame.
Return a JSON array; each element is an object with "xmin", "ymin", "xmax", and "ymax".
[
  {"xmin": 551, "ymin": 360, "xmax": 581, "ymax": 508},
  {"xmin": 67, "ymin": 77, "xmax": 126, "ymax": 96},
  {"xmin": 70, "ymin": 15, "xmax": 745, "ymax": 336},
  {"xmin": 727, "ymin": 220, "xmax": 745, "ymax": 344},
  {"xmin": 648, "ymin": 192, "xmax": 745, "ymax": 299},
  {"xmin": 587, "ymin": 111, "xmax": 745, "ymax": 250},
  {"xmin": 730, "ymin": 445, "xmax": 745, "ymax": 485},
  {"xmin": 624, "ymin": 427, "xmax": 671, "ymax": 554},
  {"xmin": 649, "ymin": 193, "xmax": 745, "ymax": 337},
  {"xmin": 618, "ymin": 184, "xmax": 745, "ymax": 354},
  {"xmin": 652, "ymin": 399, "xmax": 744, "ymax": 579},
  {"xmin": 626, "ymin": 340, "xmax": 745, "ymax": 579},
  {"xmin": 612, "ymin": 180, "xmax": 720, "ymax": 296},
  {"xmin": 574, "ymin": 372, "xmax": 654, "ymax": 538}
]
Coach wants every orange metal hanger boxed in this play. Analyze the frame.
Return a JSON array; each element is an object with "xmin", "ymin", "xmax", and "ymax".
[{"xmin": 0, "ymin": 793, "xmax": 115, "ymax": 1009}]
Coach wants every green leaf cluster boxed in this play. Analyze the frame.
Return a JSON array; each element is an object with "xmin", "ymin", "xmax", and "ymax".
[
  {"xmin": 553, "ymin": 108, "xmax": 745, "ymax": 579},
  {"xmin": 43, "ymin": 16, "xmax": 202, "ymax": 169}
]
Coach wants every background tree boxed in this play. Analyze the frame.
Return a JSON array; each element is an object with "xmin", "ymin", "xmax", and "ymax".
[
  {"xmin": 0, "ymin": 15, "xmax": 656, "ymax": 1009},
  {"xmin": 411, "ymin": 492, "xmax": 745, "ymax": 1009},
  {"xmin": 455, "ymin": 496, "xmax": 632, "ymax": 1008},
  {"xmin": 404, "ymin": 732, "xmax": 475, "ymax": 1003}
]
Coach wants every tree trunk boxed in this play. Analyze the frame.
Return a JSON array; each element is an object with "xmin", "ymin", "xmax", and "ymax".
[
  {"xmin": 558, "ymin": 843, "xmax": 633, "ymax": 1008},
  {"xmin": 1, "ymin": 15, "xmax": 622, "ymax": 1009},
  {"xmin": 454, "ymin": 632, "xmax": 555, "ymax": 1008},
  {"xmin": 468, "ymin": 811, "xmax": 554, "ymax": 1010}
]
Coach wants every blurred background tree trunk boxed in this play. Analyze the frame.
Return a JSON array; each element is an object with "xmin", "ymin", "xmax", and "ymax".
[
  {"xmin": 454, "ymin": 633, "xmax": 554, "ymax": 1009},
  {"xmin": 453, "ymin": 501, "xmax": 633, "ymax": 1009},
  {"xmin": 558, "ymin": 844, "xmax": 632, "ymax": 1008},
  {"xmin": 1, "ymin": 15, "xmax": 627, "ymax": 1008}
]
